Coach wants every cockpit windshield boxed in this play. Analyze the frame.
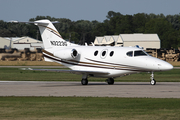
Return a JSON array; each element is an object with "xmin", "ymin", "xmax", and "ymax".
[
  {"xmin": 134, "ymin": 50, "xmax": 147, "ymax": 57},
  {"xmin": 126, "ymin": 50, "xmax": 149, "ymax": 57},
  {"xmin": 126, "ymin": 51, "xmax": 133, "ymax": 57}
]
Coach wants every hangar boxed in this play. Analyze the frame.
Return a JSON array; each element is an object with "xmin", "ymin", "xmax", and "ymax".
[
  {"xmin": 13, "ymin": 36, "xmax": 44, "ymax": 50},
  {"xmin": 0, "ymin": 37, "xmax": 13, "ymax": 49},
  {"xmin": 0, "ymin": 36, "xmax": 44, "ymax": 50},
  {"xmin": 94, "ymin": 35, "xmax": 123, "ymax": 46},
  {"xmin": 94, "ymin": 34, "xmax": 160, "ymax": 49},
  {"xmin": 94, "ymin": 37, "xmax": 104, "ymax": 46}
]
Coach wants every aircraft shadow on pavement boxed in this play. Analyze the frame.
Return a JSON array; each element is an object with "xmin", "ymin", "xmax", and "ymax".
[{"xmin": 41, "ymin": 82, "xmax": 152, "ymax": 87}]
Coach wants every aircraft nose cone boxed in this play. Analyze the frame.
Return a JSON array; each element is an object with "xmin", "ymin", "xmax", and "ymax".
[
  {"xmin": 165, "ymin": 63, "xmax": 173, "ymax": 70},
  {"xmin": 158, "ymin": 62, "xmax": 173, "ymax": 71}
]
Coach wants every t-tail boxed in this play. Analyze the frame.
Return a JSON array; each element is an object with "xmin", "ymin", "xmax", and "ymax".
[
  {"xmin": 33, "ymin": 19, "xmax": 78, "ymax": 49},
  {"xmin": 10, "ymin": 19, "xmax": 78, "ymax": 49}
]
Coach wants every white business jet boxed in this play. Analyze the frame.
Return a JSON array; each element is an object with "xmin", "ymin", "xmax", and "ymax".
[{"xmin": 12, "ymin": 20, "xmax": 173, "ymax": 85}]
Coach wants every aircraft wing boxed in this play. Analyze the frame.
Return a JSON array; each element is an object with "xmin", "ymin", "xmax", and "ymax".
[{"xmin": 24, "ymin": 68, "xmax": 109, "ymax": 75}]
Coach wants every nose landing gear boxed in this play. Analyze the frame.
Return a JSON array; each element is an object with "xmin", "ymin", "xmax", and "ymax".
[{"xmin": 150, "ymin": 72, "xmax": 156, "ymax": 85}]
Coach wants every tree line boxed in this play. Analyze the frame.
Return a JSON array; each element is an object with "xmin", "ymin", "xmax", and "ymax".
[{"xmin": 0, "ymin": 11, "xmax": 180, "ymax": 48}]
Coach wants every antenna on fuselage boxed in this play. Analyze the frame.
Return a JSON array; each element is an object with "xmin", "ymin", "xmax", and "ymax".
[
  {"xmin": 91, "ymin": 42, "xmax": 95, "ymax": 46},
  {"xmin": 135, "ymin": 45, "xmax": 144, "ymax": 49}
]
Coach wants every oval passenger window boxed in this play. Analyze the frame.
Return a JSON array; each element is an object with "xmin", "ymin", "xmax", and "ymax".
[
  {"xmin": 102, "ymin": 51, "xmax": 106, "ymax": 56},
  {"xmin": 100, "ymin": 49, "xmax": 108, "ymax": 59},
  {"xmin": 110, "ymin": 51, "xmax": 114, "ymax": 57},
  {"xmin": 94, "ymin": 51, "xmax": 98, "ymax": 56}
]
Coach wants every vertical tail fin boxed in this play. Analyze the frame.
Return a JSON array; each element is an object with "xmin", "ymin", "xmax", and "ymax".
[
  {"xmin": 34, "ymin": 20, "xmax": 68, "ymax": 49},
  {"xmin": 10, "ymin": 19, "xmax": 79, "ymax": 49}
]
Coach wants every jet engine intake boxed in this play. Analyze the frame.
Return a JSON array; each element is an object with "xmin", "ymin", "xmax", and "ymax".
[{"xmin": 54, "ymin": 48, "xmax": 78, "ymax": 60}]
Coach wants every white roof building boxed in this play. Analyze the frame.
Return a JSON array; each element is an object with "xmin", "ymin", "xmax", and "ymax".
[
  {"xmin": 4, "ymin": 37, "xmax": 20, "ymax": 41},
  {"xmin": 94, "ymin": 33, "xmax": 160, "ymax": 49},
  {"xmin": 112, "ymin": 35, "xmax": 123, "ymax": 46},
  {"xmin": 120, "ymin": 34, "xmax": 160, "ymax": 49},
  {"xmin": 13, "ymin": 36, "xmax": 42, "ymax": 43},
  {"xmin": 94, "ymin": 37, "xmax": 104, "ymax": 45},
  {"xmin": 0, "ymin": 36, "xmax": 44, "ymax": 50},
  {"xmin": 102, "ymin": 36, "xmax": 114, "ymax": 44},
  {"xmin": 0, "ymin": 37, "xmax": 13, "ymax": 49}
]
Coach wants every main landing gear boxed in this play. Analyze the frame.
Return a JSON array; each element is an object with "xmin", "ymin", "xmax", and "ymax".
[
  {"xmin": 81, "ymin": 74, "xmax": 115, "ymax": 85},
  {"xmin": 81, "ymin": 77, "xmax": 115, "ymax": 85},
  {"xmin": 106, "ymin": 78, "xmax": 114, "ymax": 85},
  {"xmin": 150, "ymin": 72, "xmax": 156, "ymax": 85},
  {"xmin": 81, "ymin": 74, "xmax": 88, "ymax": 85},
  {"xmin": 81, "ymin": 78, "xmax": 88, "ymax": 85}
]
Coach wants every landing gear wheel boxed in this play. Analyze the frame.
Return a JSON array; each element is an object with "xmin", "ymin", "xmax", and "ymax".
[
  {"xmin": 107, "ymin": 78, "xmax": 114, "ymax": 85},
  {"xmin": 150, "ymin": 72, "xmax": 156, "ymax": 85},
  {"xmin": 150, "ymin": 79, "xmax": 156, "ymax": 85},
  {"xmin": 81, "ymin": 79, "xmax": 88, "ymax": 85}
]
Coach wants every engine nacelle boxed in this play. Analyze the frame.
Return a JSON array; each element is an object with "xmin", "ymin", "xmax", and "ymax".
[{"xmin": 54, "ymin": 48, "xmax": 78, "ymax": 60}]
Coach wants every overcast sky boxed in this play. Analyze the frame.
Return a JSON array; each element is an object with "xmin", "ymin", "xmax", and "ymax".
[{"xmin": 0, "ymin": 0, "xmax": 180, "ymax": 22}]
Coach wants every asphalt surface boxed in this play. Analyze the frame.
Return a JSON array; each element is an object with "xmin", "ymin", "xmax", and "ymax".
[{"xmin": 0, "ymin": 81, "xmax": 179, "ymax": 98}]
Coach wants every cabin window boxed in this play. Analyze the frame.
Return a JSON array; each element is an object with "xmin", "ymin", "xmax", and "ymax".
[
  {"xmin": 102, "ymin": 51, "xmax": 106, "ymax": 56},
  {"xmin": 134, "ymin": 50, "xmax": 147, "ymax": 57},
  {"xmin": 110, "ymin": 51, "xmax": 114, "ymax": 57},
  {"xmin": 101, "ymin": 49, "xmax": 108, "ymax": 59},
  {"xmin": 126, "ymin": 51, "xmax": 133, "ymax": 57},
  {"xmin": 94, "ymin": 50, "xmax": 98, "ymax": 56}
]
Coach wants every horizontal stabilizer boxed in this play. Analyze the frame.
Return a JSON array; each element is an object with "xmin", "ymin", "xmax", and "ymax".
[{"xmin": 9, "ymin": 20, "xmax": 59, "ymax": 25}]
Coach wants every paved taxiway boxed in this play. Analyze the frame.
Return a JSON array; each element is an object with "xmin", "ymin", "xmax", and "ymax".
[{"xmin": 0, "ymin": 81, "xmax": 179, "ymax": 98}]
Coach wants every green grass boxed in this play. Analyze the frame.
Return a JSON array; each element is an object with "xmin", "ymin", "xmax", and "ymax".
[
  {"xmin": 0, "ymin": 68, "xmax": 179, "ymax": 82},
  {"xmin": 0, "ymin": 97, "xmax": 179, "ymax": 120},
  {"xmin": 0, "ymin": 68, "xmax": 179, "ymax": 120}
]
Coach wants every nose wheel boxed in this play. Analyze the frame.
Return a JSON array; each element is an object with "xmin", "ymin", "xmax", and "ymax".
[{"xmin": 150, "ymin": 72, "xmax": 156, "ymax": 85}]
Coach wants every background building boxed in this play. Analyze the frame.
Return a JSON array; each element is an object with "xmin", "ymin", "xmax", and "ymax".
[
  {"xmin": 94, "ymin": 33, "xmax": 160, "ymax": 49},
  {"xmin": 0, "ymin": 36, "xmax": 44, "ymax": 50},
  {"xmin": 0, "ymin": 37, "xmax": 13, "ymax": 49}
]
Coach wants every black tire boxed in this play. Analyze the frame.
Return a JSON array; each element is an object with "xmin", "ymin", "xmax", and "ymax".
[
  {"xmin": 81, "ymin": 79, "xmax": 88, "ymax": 85},
  {"xmin": 107, "ymin": 78, "xmax": 114, "ymax": 85},
  {"xmin": 150, "ymin": 79, "xmax": 156, "ymax": 85}
]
